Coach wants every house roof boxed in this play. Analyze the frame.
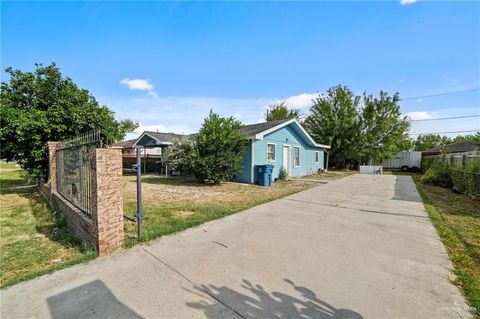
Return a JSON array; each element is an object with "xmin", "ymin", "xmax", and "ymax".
[
  {"xmin": 117, "ymin": 119, "xmax": 330, "ymax": 150},
  {"xmin": 239, "ymin": 119, "xmax": 291, "ymax": 136},
  {"xmin": 241, "ymin": 119, "xmax": 330, "ymax": 149},
  {"xmin": 423, "ymin": 141, "xmax": 480, "ymax": 155},
  {"xmin": 143, "ymin": 131, "xmax": 188, "ymax": 143},
  {"xmin": 111, "ymin": 139, "xmax": 136, "ymax": 149}
]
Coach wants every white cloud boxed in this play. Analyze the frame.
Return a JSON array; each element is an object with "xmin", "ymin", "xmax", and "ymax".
[
  {"xmin": 406, "ymin": 111, "xmax": 434, "ymax": 120},
  {"xmin": 120, "ymin": 78, "xmax": 158, "ymax": 97},
  {"xmin": 283, "ymin": 92, "xmax": 318, "ymax": 109},
  {"xmin": 400, "ymin": 0, "xmax": 417, "ymax": 5}
]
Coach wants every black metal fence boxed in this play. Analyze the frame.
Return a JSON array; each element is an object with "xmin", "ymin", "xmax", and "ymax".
[
  {"xmin": 450, "ymin": 169, "xmax": 480, "ymax": 199},
  {"xmin": 56, "ymin": 130, "xmax": 101, "ymax": 216}
]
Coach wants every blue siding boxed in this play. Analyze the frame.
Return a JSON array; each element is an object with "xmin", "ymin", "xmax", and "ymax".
[
  {"xmin": 235, "ymin": 140, "xmax": 252, "ymax": 183},
  {"xmin": 248, "ymin": 124, "xmax": 325, "ymax": 182}
]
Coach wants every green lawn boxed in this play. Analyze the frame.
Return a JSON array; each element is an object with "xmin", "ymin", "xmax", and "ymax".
[
  {"xmin": 407, "ymin": 173, "xmax": 480, "ymax": 317},
  {"xmin": 0, "ymin": 161, "xmax": 96, "ymax": 288},
  {"xmin": 0, "ymin": 161, "xmax": 34, "ymax": 189}
]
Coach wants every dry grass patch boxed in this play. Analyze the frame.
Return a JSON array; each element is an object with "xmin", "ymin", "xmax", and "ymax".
[
  {"xmin": 123, "ymin": 176, "xmax": 314, "ymax": 247},
  {"xmin": 301, "ymin": 170, "xmax": 357, "ymax": 182}
]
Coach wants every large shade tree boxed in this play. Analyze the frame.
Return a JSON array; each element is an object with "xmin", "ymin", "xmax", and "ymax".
[
  {"xmin": 304, "ymin": 85, "xmax": 410, "ymax": 168},
  {"xmin": 359, "ymin": 91, "xmax": 411, "ymax": 164},
  {"xmin": 0, "ymin": 63, "xmax": 138, "ymax": 179},
  {"xmin": 303, "ymin": 86, "xmax": 362, "ymax": 168}
]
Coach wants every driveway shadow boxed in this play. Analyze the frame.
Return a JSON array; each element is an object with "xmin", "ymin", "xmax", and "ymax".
[
  {"xmin": 392, "ymin": 175, "xmax": 423, "ymax": 202},
  {"xmin": 47, "ymin": 280, "xmax": 143, "ymax": 319},
  {"xmin": 187, "ymin": 278, "xmax": 363, "ymax": 319}
]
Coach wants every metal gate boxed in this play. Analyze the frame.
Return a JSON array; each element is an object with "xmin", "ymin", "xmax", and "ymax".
[{"xmin": 56, "ymin": 130, "xmax": 101, "ymax": 216}]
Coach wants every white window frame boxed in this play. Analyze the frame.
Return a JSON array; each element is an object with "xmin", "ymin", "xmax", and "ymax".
[
  {"xmin": 315, "ymin": 151, "xmax": 319, "ymax": 163},
  {"xmin": 294, "ymin": 146, "xmax": 300, "ymax": 167},
  {"xmin": 267, "ymin": 143, "xmax": 276, "ymax": 162}
]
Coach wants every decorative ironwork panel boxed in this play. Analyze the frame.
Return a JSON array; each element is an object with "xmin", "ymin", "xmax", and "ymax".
[{"xmin": 56, "ymin": 130, "xmax": 101, "ymax": 216}]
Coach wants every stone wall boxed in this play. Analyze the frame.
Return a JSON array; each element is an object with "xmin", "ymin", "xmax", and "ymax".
[{"xmin": 43, "ymin": 142, "xmax": 124, "ymax": 255}]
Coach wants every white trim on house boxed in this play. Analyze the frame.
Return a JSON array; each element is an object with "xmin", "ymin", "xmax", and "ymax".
[
  {"xmin": 133, "ymin": 132, "xmax": 160, "ymax": 146},
  {"xmin": 267, "ymin": 143, "xmax": 276, "ymax": 162},
  {"xmin": 282, "ymin": 144, "xmax": 291, "ymax": 175},
  {"xmin": 133, "ymin": 132, "xmax": 174, "ymax": 147},
  {"xmin": 293, "ymin": 146, "xmax": 300, "ymax": 167},
  {"xmin": 250, "ymin": 119, "xmax": 331, "ymax": 149}
]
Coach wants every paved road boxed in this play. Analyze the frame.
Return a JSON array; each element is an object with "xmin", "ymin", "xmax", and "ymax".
[{"xmin": 1, "ymin": 175, "xmax": 472, "ymax": 319}]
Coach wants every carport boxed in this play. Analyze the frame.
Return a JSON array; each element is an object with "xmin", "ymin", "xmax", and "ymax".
[{"xmin": 133, "ymin": 131, "xmax": 187, "ymax": 175}]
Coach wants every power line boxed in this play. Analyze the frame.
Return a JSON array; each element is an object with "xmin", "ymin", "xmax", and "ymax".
[
  {"xmin": 408, "ymin": 129, "xmax": 479, "ymax": 136},
  {"xmin": 401, "ymin": 88, "xmax": 480, "ymax": 101},
  {"xmin": 411, "ymin": 114, "xmax": 480, "ymax": 122}
]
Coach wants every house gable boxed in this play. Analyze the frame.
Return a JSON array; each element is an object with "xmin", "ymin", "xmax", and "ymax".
[{"xmin": 242, "ymin": 119, "xmax": 330, "ymax": 149}]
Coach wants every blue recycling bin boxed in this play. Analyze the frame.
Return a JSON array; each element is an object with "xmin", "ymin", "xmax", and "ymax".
[{"xmin": 256, "ymin": 164, "xmax": 274, "ymax": 186}]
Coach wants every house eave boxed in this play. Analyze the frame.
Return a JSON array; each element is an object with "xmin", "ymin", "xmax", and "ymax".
[{"xmin": 249, "ymin": 119, "xmax": 331, "ymax": 149}]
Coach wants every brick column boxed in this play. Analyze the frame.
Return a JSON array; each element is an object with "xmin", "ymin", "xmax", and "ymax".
[
  {"xmin": 47, "ymin": 141, "xmax": 60, "ymax": 195},
  {"xmin": 92, "ymin": 148, "xmax": 124, "ymax": 256}
]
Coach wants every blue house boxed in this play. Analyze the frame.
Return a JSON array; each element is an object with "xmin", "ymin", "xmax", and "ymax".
[{"xmin": 235, "ymin": 119, "xmax": 330, "ymax": 184}]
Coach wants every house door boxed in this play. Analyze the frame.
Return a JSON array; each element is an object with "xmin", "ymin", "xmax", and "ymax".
[{"xmin": 283, "ymin": 145, "xmax": 290, "ymax": 175}]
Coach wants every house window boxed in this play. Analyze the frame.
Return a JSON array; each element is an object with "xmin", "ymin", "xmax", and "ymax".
[
  {"xmin": 315, "ymin": 151, "xmax": 319, "ymax": 163},
  {"xmin": 267, "ymin": 143, "xmax": 276, "ymax": 162},
  {"xmin": 294, "ymin": 147, "xmax": 300, "ymax": 167}
]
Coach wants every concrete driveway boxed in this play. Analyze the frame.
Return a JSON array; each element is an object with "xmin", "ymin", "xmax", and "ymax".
[{"xmin": 1, "ymin": 175, "xmax": 472, "ymax": 319}]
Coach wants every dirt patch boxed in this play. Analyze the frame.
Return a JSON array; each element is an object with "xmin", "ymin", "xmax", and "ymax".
[
  {"xmin": 300, "ymin": 170, "xmax": 357, "ymax": 182},
  {"xmin": 123, "ymin": 176, "xmax": 229, "ymax": 202}
]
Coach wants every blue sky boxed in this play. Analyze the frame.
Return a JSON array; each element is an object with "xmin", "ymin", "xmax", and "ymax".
[{"xmin": 2, "ymin": 0, "xmax": 479, "ymax": 140}]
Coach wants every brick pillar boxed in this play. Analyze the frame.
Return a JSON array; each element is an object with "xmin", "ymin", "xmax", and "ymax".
[
  {"xmin": 47, "ymin": 141, "xmax": 60, "ymax": 195},
  {"xmin": 92, "ymin": 148, "xmax": 124, "ymax": 256}
]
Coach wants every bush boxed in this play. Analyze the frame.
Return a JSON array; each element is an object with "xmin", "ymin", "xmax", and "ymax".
[
  {"xmin": 421, "ymin": 162, "xmax": 452, "ymax": 188},
  {"xmin": 165, "ymin": 137, "xmax": 196, "ymax": 174},
  {"xmin": 278, "ymin": 167, "xmax": 288, "ymax": 181},
  {"xmin": 191, "ymin": 111, "xmax": 247, "ymax": 183}
]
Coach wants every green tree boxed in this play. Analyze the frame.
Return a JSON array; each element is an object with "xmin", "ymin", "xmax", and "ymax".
[
  {"xmin": 359, "ymin": 91, "xmax": 410, "ymax": 164},
  {"xmin": 304, "ymin": 86, "xmax": 362, "ymax": 168},
  {"xmin": 413, "ymin": 134, "xmax": 452, "ymax": 151},
  {"xmin": 265, "ymin": 102, "xmax": 302, "ymax": 121},
  {"xmin": 452, "ymin": 132, "xmax": 480, "ymax": 143},
  {"xmin": 191, "ymin": 111, "xmax": 247, "ymax": 183},
  {"xmin": 165, "ymin": 136, "xmax": 196, "ymax": 174},
  {"xmin": 0, "ymin": 63, "xmax": 138, "ymax": 179},
  {"xmin": 304, "ymin": 86, "xmax": 411, "ymax": 168}
]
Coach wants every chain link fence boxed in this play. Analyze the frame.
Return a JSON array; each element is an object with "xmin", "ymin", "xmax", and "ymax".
[{"xmin": 449, "ymin": 169, "xmax": 480, "ymax": 199}]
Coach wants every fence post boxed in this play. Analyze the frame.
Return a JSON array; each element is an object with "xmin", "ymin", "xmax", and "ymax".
[
  {"xmin": 47, "ymin": 141, "xmax": 60, "ymax": 196},
  {"xmin": 91, "ymin": 148, "xmax": 124, "ymax": 256}
]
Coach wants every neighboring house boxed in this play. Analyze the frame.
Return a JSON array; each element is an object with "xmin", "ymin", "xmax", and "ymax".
[
  {"xmin": 422, "ymin": 141, "xmax": 480, "ymax": 157},
  {"xmin": 235, "ymin": 119, "xmax": 330, "ymax": 183},
  {"xmin": 112, "ymin": 132, "xmax": 187, "ymax": 157}
]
